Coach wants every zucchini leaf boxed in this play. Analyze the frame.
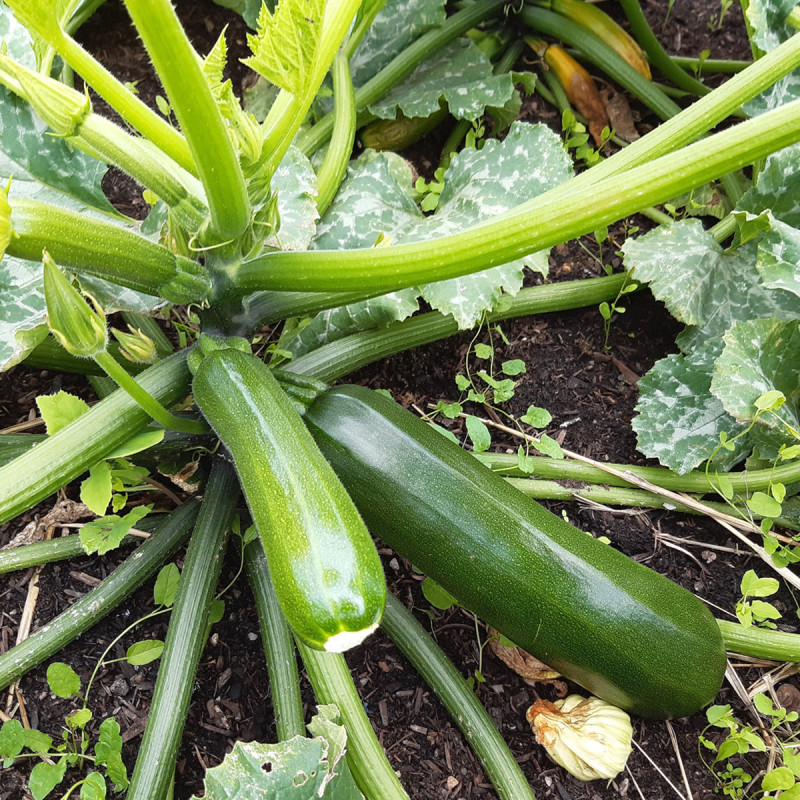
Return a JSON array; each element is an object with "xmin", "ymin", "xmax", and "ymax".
[
  {"xmin": 366, "ymin": 39, "xmax": 515, "ymax": 122},
  {"xmin": 189, "ymin": 705, "xmax": 364, "ymax": 800},
  {"xmin": 624, "ymin": 214, "xmax": 800, "ymax": 472},
  {"xmin": 711, "ymin": 318, "xmax": 800, "ymax": 435},
  {"xmin": 283, "ymin": 121, "xmax": 571, "ymax": 358},
  {"xmin": 243, "ymin": 0, "xmax": 325, "ymax": 96},
  {"xmin": 742, "ymin": 0, "xmax": 800, "ymax": 114}
]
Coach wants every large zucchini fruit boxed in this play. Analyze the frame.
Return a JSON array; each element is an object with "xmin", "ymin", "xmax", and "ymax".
[
  {"xmin": 192, "ymin": 351, "xmax": 385, "ymax": 652},
  {"xmin": 304, "ymin": 385, "xmax": 726, "ymax": 718}
]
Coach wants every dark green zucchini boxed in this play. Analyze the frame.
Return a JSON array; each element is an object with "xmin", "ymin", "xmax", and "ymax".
[
  {"xmin": 304, "ymin": 385, "xmax": 726, "ymax": 719},
  {"xmin": 192, "ymin": 350, "xmax": 385, "ymax": 652}
]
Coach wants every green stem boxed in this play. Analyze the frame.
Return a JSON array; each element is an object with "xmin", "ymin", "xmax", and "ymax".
[
  {"xmin": 521, "ymin": 4, "xmax": 681, "ymax": 120},
  {"xmin": 0, "ymin": 351, "xmax": 192, "ymax": 525},
  {"xmin": 344, "ymin": 0, "xmax": 389, "ymax": 60},
  {"xmin": 259, "ymin": 0, "xmax": 363, "ymax": 182},
  {"xmin": 617, "ymin": 0, "xmax": 710, "ymax": 95},
  {"xmin": 122, "ymin": 0, "xmax": 250, "ymax": 240},
  {"xmin": 316, "ymin": 50, "xmax": 357, "ymax": 216},
  {"xmin": 297, "ymin": 0, "xmax": 508, "ymax": 156},
  {"xmin": 0, "ymin": 517, "xmax": 161, "ymax": 576},
  {"xmin": 789, "ymin": 6, "xmax": 800, "ymax": 30},
  {"xmin": 381, "ymin": 594, "xmax": 536, "ymax": 800},
  {"xmin": 670, "ymin": 55, "xmax": 751, "ymax": 74},
  {"xmin": 94, "ymin": 351, "xmax": 207, "ymax": 434},
  {"xmin": 718, "ymin": 619, "xmax": 800, "ymax": 661},
  {"xmin": 127, "ymin": 459, "xmax": 237, "ymax": 800},
  {"xmin": 297, "ymin": 640, "xmax": 412, "ymax": 800},
  {"xmin": 239, "ymin": 97, "xmax": 800, "ymax": 294},
  {"xmin": 2, "ymin": 0, "xmax": 195, "ymax": 175},
  {"xmin": 480, "ymin": 450, "xmax": 800, "ymax": 495},
  {"xmin": 245, "ymin": 541, "xmax": 308, "ymax": 741},
  {"xmin": 285, "ymin": 274, "xmax": 628, "ymax": 383},
  {"xmin": 505, "ymin": 478, "xmax": 800, "ymax": 531},
  {"xmin": 0, "ymin": 500, "xmax": 198, "ymax": 690}
]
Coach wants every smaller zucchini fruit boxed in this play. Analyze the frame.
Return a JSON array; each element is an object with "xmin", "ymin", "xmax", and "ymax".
[{"xmin": 192, "ymin": 347, "xmax": 385, "ymax": 652}]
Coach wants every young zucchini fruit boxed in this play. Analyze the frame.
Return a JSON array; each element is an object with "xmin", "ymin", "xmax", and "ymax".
[
  {"xmin": 304, "ymin": 385, "xmax": 727, "ymax": 719},
  {"xmin": 192, "ymin": 349, "xmax": 386, "ymax": 652}
]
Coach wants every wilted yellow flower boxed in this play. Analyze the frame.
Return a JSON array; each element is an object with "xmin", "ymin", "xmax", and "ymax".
[{"xmin": 527, "ymin": 694, "xmax": 633, "ymax": 781}]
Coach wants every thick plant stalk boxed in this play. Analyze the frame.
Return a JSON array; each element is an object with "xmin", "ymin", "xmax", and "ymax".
[
  {"xmin": 285, "ymin": 274, "xmax": 629, "ymax": 382},
  {"xmin": 0, "ymin": 351, "xmax": 192, "ymax": 525},
  {"xmin": 0, "ymin": 499, "xmax": 199, "ymax": 690},
  {"xmin": 0, "ymin": 517, "xmax": 161, "ymax": 576},
  {"xmin": 718, "ymin": 620, "xmax": 800, "ymax": 662},
  {"xmin": 617, "ymin": 0, "xmax": 709, "ymax": 95},
  {"xmin": 240, "ymin": 97, "xmax": 800, "ymax": 294},
  {"xmin": 122, "ymin": 0, "xmax": 250, "ymax": 240},
  {"xmin": 297, "ymin": 640, "xmax": 412, "ymax": 800},
  {"xmin": 382, "ymin": 594, "xmax": 536, "ymax": 800},
  {"xmin": 3, "ymin": 0, "xmax": 194, "ymax": 174},
  {"xmin": 127, "ymin": 459, "xmax": 237, "ymax": 800},
  {"xmin": 315, "ymin": 50, "xmax": 357, "ymax": 216},
  {"xmin": 245, "ymin": 541, "xmax": 309, "ymax": 741}
]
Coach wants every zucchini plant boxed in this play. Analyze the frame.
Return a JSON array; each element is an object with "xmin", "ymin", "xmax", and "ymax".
[{"xmin": 1, "ymin": 0, "xmax": 800, "ymax": 796}]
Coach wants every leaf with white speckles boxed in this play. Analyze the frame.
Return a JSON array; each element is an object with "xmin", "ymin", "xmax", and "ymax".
[
  {"xmin": 742, "ymin": 0, "xmax": 800, "ymax": 114},
  {"xmin": 368, "ymin": 39, "xmax": 514, "ymax": 121},
  {"xmin": 711, "ymin": 318, "xmax": 800, "ymax": 438},
  {"xmin": 622, "ymin": 219, "xmax": 800, "ymax": 367},
  {"xmin": 632, "ymin": 348, "xmax": 750, "ymax": 474},
  {"xmin": 190, "ymin": 705, "xmax": 363, "ymax": 799},
  {"xmin": 301, "ymin": 122, "xmax": 571, "ymax": 349}
]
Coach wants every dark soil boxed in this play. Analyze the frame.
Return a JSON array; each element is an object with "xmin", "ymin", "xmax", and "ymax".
[{"xmin": 1, "ymin": 2, "xmax": 790, "ymax": 800}]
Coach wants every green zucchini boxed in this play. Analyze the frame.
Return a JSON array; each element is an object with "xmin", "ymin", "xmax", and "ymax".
[
  {"xmin": 304, "ymin": 385, "xmax": 726, "ymax": 719},
  {"xmin": 192, "ymin": 349, "xmax": 385, "ymax": 652}
]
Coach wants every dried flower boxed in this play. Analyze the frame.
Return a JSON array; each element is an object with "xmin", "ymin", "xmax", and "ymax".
[{"xmin": 526, "ymin": 694, "xmax": 633, "ymax": 781}]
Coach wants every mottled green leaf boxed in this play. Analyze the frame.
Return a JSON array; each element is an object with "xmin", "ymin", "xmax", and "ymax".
[
  {"xmin": 282, "ymin": 291, "xmax": 419, "ymax": 359},
  {"xmin": 711, "ymin": 318, "xmax": 800, "ymax": 436},
  {"xmin": 265, "ymin": 146, "xmax": 319, "ymax": 252},
  {"xmin": 190, "ymin": 706, "xmax": 364, "ymax": 799},
  {"xmin": 742, "ymin": 0, "xmax": 800, "ymax": 114},
  {"xmin": 739, "ymin": 143, "xmax": 800, "ymax": 228},
  {"xmin": 632, "ymin": 348, "xmax": 750, "ymax": 473},
  {"xmin": 622, "ymin": 219, "xmax": 800, "ymax": 366},
  {"xmin": 368, "ymin": 39, "xmax": 514, "ymax": 122},
  {"xmin": 349, "ymin": 0, "xmax": 446, "ymax": 92}
]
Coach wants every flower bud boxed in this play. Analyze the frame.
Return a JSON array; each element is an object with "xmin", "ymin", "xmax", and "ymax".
[
  {"xmin": 526, "ymin": 694, "xmax": 633, "ymax": 781},
  {"xmin": 43, "ymin": 251, "xmax": 107, "ymax": 358},
  {"xmin": 14, "ymin": 64, "xmax": 91, "ymax": 138},
  {"xmin": 111, "ymin": 325, "xmax": 157, "ymax": 364}
]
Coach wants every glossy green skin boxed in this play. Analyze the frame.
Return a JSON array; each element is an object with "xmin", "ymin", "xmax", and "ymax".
[
  {"xmin": 192, "ymin": 350, "xmax": 385, "ymax": 650},
  {"xmin": 305, "ymin": 385, "xmax": 727, "ymax": 719}
]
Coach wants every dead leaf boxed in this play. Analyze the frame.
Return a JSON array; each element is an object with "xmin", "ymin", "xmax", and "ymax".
[
  {"xmin": 488, "ymin": 627, "xmax": 567, "ymax": 694},
  {"xmin": 600, "ymin": 87, "xmax": 639, "ymax": 142}
]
